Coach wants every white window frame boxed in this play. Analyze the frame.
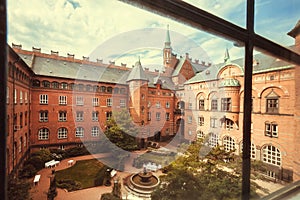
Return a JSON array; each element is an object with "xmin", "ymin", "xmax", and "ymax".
[
  {"xmin": 156, "ymin": 102, "xmax": 161, "ymax": 108},
  {"xmin": 75, "ymin": 127, "xmax": 84, "ymax": 138},
  {"xmin": 262, "ymin": 145, "xmax": 281, "ymax": 166},
  {"xmin": 91, "ymin": 126, "xmax": 99, "ymax": 137},
  {"xmin": 223, "ymin": 136, "xmax": 235, "ymax": 151},
  {"xmin": 156, "ymin": 112, "xmax": 161, "ymax": 121},
  {"xmin": 19, "ymin": 91, "xmax": 23, "ymax": 104},
  {"xmin": 106, "ymin": 98, "xmax": 112, "ymax": 107},
  {"xmin": 198, "ymin": 116, "xmax": 204, "ymax": 126},
  {"xmin": 76, "ymin": 111, "xmax": 84, "ymax": 121},
  {"xmin": 188, "ymin": 116, "xmax": 192, "ymax": 123},
  {"xmin": 120, "ymin": 99, "xmax": 126, "ymax": 108},
  {"xmin": 24, "ymin": 92, "xmax": 28, "ymax": 104},
  {"xmin": 38, "ymin": 128, "xmax": 49, "ymax": 140},
  {"xmin": 59, "ymin": 95, "xmax": 67, "ymax": 105},
  {"xmin": 76, "ymin": 96, "xmax": 84, "ymax": 106},
  {"xmin": 92, "ymin": 97, "xmax": 99, "ymax": 106},
  {"xmin": 6, "ymin": 86, "xmax": 9, "ymax": 104},
  {"xmin": 58, "ymin": 128, "xmax": 67, "ymax": 139},
  {"xmin": 166, "ymin": 102, "xmax": 170, "ymax": 108},
  {"xmin": 92, "ymin": 111, "xmax": 99, "ymax": 121},
  {"xmin": 58, "ymin": 111, "xmax": 67, "ymax": 122},
  {"xmin": 40, "ymin": 94, "xmax": 48, "ymax": 104},
  {"xmin": 14, "ymin": 89, "xmax": 17, "ymax": 104},
  {"xmin": 39, "ymin": 111, "xmax": 48, "ymax": 122}
]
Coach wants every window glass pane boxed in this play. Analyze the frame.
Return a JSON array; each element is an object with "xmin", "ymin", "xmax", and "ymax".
[
  {"xmin": 254, "ymin": 0, "xmax": 300, "ymax": 52},
  {"xmin": 253, "ymin": 48, "xmax": 300, "ymax": 197},
  {"xmin": 183, "ymin": 0, "xmax": 246, "ymax": 28}
]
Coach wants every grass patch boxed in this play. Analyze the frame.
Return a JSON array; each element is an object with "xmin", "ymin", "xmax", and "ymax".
[{"xmin": 56, "ymin": 159, "xmax": 108, "ymax": 190}]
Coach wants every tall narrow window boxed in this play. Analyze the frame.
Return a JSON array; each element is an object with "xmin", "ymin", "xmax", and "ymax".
[
  {"xmin": 14, "ymin": 89, "xmax": 17, "ymax": 104},
  {"xmin": 106, "ymin": 111, "xmax": 112, "ymax": 121},
  {"xmin": 198, "ymin": 116, "xmax": 204, "ymax": 126},
  {"xmin": 92, "ymin": 97, "xmax": 99, "ymax": 106},
  {"xmin": 106, "ymin": 98, "xmax": 112, "ymax": 107},
  {"xmin": 199, "ymin": 98, "xmax": 205, "ymax": 110},
  {"xmin": 166, "ymin": 113, "xmax": 170, "ymax": 121},
  {"xmin": 147, "ymin": 112, "xmax": 151, "ymax": 121},
  {"xmin": 210, "ymin": 117, "xmax": 217, "ymax": 128},
  {"xmin": 156, "ymin": 112, "xmax": 161, "ymax": 121},
  {"xmin": 225, "ymin": 119, "xmax": 234, "ymax": 130},
  {"xmin": 19, "ymin": 91, "xmax": 23, "ymax": 104},
  {"xmin": 91, "ymin": 126, "xmax": 100, "ymax": 137},
  {"xmin": 120, "ymin": 99, "xmax": 126, "ymax": 108},
  {"xmin": 6, "ymin": 86, "xmax": 9, "ymax": 104},
  {"xmin": 92, "ymin": 111, "xmax": 99, "ymax": 121},
  {"xmin": 211, "ymin": 99, "xmax": 218, "ymax": 111},
  {"xmin": 166, "ymin": 102, "xmax": 170, "ymax": 108},
  {"xmin": 24, "ymin": 92, "xmax": 28, "ymax": 104}
]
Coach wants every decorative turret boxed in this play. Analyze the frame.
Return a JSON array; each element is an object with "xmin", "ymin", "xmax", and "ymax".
[
  {"xmin": 163, "ymin": 25, "xmax": 172, "ymax": 68},
  {"xmin": 126, "ymin": 58, "xmax": 148, "ymax": 82},
  {"xmin": 288, "ymin": 20, "xmax": 300, "ymax": 53}
]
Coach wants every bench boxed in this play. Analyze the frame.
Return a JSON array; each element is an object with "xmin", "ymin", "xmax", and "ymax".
[{"xmin": 33, "ymin": 174, "xmax": 41, "ymax": 185}]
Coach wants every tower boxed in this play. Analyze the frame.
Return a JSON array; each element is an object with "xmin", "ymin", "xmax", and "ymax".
[{"xmin": 163, "ymin": 25, "xmax": 172, "ymax": 68}]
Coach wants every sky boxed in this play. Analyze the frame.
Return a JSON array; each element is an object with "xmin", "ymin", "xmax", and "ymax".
[{"xmin": 7, "ymin": 0, "xmax": 300, "ymax": 69}]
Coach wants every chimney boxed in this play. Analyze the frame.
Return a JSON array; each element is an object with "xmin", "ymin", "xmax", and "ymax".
[
  {"xmin": 194, "ymin": 59, "xmax": 199, "ymax": 64},
  {"xmin": 96, "ymin": 59, "xmax": 103, "ymax": 63},
  {"xmin": 67, "ymin": 53, "xmax": 75, "ymax": 59},
  {"xmin": 51, "ymin": 50, "xmax": 59, "ymax": 56},
  {"xmin": 121, "ymin": 63, "xmax": 127, "ymax": 67},
  {"xmin": 32, "ymin": 47, "xmax": 41, "ymax": 53},
  {"xmin": 12, "ymin": 43, "xmax": 22, "ymax": 49},
  {"xmin": 83, "ymin": 56, "xmax": 89, "ymax": 61}
]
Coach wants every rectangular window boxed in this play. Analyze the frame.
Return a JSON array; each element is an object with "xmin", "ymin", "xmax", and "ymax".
[
  {"xmin": 225, "ymin": 119, "xmax": 234, "ymax": 130},
  {"xmin": 199, "ymin": 99, "xmax": 205, "ymax": 110},
  {"xmin": 211, "ymin": 99, "xmax": 218, "ymax": 111},
  {"xmin": 6, "ymin": 87, "xmax": 9, "ymax": 104},
  {"xmin": 92, "ymin": 111, "xmax": 99, "ymax": 121},
  {"xmin": 221, "ymin": 98, "xmax": 231, "ymax": 111},
  {"xmin": 188, "ymin": 116, "xmax": 192, "ymax": 123},
  {"xmin": 198, "ymin": 116, "xmax": 204, "ymax": 126},
  {"xmin": 24, "ymin": 92, "xmax": 28, "ymax": 104},
  {"xmin": 166, "ymin": 102, "xmax": 170, "ymax": 108},
  {"xmin": 76, "ymin": 96, "xmax": 84, "ymax": 105},
  {"xmin": 14, "ymin": 89, "xmax": 17, "ymax": 104},
  {"xmin": 75, "ymin": 127, "xmax": 84, "ymax": 137},
  {"xmin": 76, "ymin": 111, "xmax": 84, "ymax": 121},
  {"xmin": 58, "ymin": 128, "xmax": 67, "ymax": 139},
  {"xmin": 266, "ymin": 99, "xmax": 279, "ymax": 113},
  {"xmin": 106, "ymin": 112, "xmax": 112, "ymax": 121},
  {"xmin": 120, "ymin": 99, "xmax": 126, "ymax": 108},
  {"xmin": 92, "ymin": 97, "xmax": 99, "ymax": 106},
  {"xmin": 40, "ymin": 94, "xmax": 48, "ymax": 104},
  {"xmin": 147, "ymin": 112, "xmax": 151, "ymax": 121},
  {"xmin": 166, "ymin": 112, "xmax": 170, "ymax": 121},
  {"xmin": 210, "ymin": 117, "xmax": 217, "ymax": 128},
  {"xmin": 59, "ymin": 96, "xmax": 67, "ymax": 105},
  {"xmin": 156, "ymin": 102, "xmax": 161, "ymax": 108},
  {"xmin": 19, "ymin": 91, "xmax": 23, "ymax": 104},
  {"xmin": 156, "ymin": 112, "xmax": 161, "ymax": 121},
  {"xmin": 58, "ymin": 111, "xmax": 67, "ymax": 122},
  {"xmin": 189, "ymin": 103, "xmax": 193, "ymax": 109},
  {"xmin": 106, "ymin": 98, "xmax": 112, "ymax": 107},
  {"xmin": 39, "ymin": 111, "xmax": 48, "ymax": 122},
  {"xmin": 265, "ymin": 123, "xmax": 278, "ymax": 137}
]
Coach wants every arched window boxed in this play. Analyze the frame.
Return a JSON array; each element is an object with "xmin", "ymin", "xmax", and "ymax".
[
  {"xmin": 223, "ymin": 136, "xmax": 235, "ymax": 151},
  {"xmin": 120, "ymin": 88, "xmax": 126, "ymax": 94},
  {"xmin": 58, "ymin": 127, "xmax": 68, "ymax": 139},
  {"xmin": 75, "ymin": 127, "xmax": 84, "ymax": 138},
  {"xmin": 107, "ymin": 86, "xmax": 113, "ymax": 93},
  {"xmin": 51, "ymin": 81, "xmax": 59, "ymax": 89},
  {"xmin": 42, "ymin": 80, "xmax": 50, "ymax": 88},
  {"xmin": 60, "ymin": 82, "xmax": 68, "ymax": 89},
  {"xmin": 100, "ymin": 86, "xmax": 106, "ymax": 92},
  {"xmin": 32, "ymin": 79, "xmax": 40, "ymax": 87},
  {"xmin": 198, "ymin": 96, "xmax": 205, "ymax": 110},
  {"xmin": 225, "ymin": 119, "xmax": 234, "ymax": 130},
  {"xmin": 38, "ymin": 128, "xmax": 49, "ymax": 140},
  {"xmin": 91, "ymin": 126, "xmax": 100, "ymax": 137},
  {"xmin": 211, "ymin": 95, "xmax": 218, "ymax": 111},
  {"xmin": 113, "ymin": 87, "xmax": 119, "ymax": 94},
  {"xmin": 177, "ymin": 101, "xmax": 185, "ymax": 109},
  {"xmin": 262, "ymin": 145, "xmax": 281, "ymax": 166},
  {"xmin": 197, "ymin": 130, "xmax": 204, "ymax": 139}
]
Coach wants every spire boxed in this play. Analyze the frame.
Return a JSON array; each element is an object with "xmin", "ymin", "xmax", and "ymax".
[
  {"xmin": 164, "ymin": 25, "xmax": 171, "ymax": 48},
  {"xmin": 224, "ymin": 48, "xmax": 230, "ymax": 63}
]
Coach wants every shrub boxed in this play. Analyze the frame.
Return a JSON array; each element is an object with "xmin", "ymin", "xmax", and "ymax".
[
  {"xmin": 18, "ymin": 164, "xmax": 37, "ymax": 178},
  {"xmin": 7, "ymin": 178, "xmax": 31, "ymax": 200},
  {"xmin": 65, "ymin": 146, "xmax": 90, "ymax": 157},
  {"xmin": 56, "ymin": 179, "xmax": 81, "ymax": 191},
  {"xmin": 94, "ymin": 166, "xmax": 109, "ymax": 186}
]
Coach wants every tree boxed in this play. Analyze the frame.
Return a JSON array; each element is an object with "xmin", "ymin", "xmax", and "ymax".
[
  {"xmin": 152, "ymin": 139, "xmax": 261, "ymax": 200},
  {"xmin": 104, "ymin": 109, "xmax": 139, "ymax": 151}
]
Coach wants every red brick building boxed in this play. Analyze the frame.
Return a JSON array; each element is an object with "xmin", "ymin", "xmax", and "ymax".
[{"xmin": 6, "ymin": 22, "xmax": 300, "ymax": 182}]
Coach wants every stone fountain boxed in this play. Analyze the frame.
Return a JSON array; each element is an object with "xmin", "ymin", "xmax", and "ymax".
[{"xmin": 125, "ymin": 167, "xmax": 160, "ymax": 197}]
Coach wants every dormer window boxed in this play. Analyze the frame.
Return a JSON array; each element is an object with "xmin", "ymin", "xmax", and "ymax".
[{"xmin": 265, "ymin": 90, "xmax": 279, "ymax": 114}]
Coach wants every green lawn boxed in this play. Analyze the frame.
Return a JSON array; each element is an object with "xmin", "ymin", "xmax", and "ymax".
[{"xmin": 55, "ymin": 159, "xmax": 108, "ymax": 190}]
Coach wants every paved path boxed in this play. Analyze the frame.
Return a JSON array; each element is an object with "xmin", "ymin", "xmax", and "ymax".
[{"xmin": 29, "ymin": 152, "xmax": 154, "ymax": 200}]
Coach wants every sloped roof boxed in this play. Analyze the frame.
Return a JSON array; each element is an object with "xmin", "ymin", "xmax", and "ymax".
[
  {"xmin": 185, "ymin": 52, "xmax": 293, "ymax": 85},
  {"xmin": 126, "ymin": 60, "xmax": 148, "ymax": 82}
]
